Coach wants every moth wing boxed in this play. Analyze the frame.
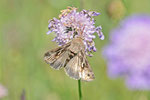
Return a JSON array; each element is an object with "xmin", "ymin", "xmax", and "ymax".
[
  {"xmin": 79, "ymin": 51, "xmax": 95, "ymax": 81},
  {"xmin": 44, "ymin": 43, "xmax": 70, "ymax": 70},
  {"xmin": 64, "ymin": 50, "xmax": 95, "ymax": 81},
  {"xmin": 64, "ymin": 55, "xmax": 81, "ymax": 80},
  {"xmin": 50, "ymin": 51, "xmax": 69, "ymax": 70},
  {"xmin": 44, "ymin": 47, "xmax": 63, "ymax": 64}
]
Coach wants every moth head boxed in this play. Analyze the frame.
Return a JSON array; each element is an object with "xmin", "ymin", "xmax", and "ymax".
[{"xmin": 81, "ymin": 67, "xmax": 95, "ymax": 81}]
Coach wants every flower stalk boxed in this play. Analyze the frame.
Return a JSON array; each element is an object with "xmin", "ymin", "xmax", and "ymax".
[{"xmin": 78, "ymin": 80, "xmax": 82, "ymax": 100}]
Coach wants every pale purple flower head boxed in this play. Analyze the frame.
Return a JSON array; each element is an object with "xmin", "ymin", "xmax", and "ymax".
[
  {"xmin": 0, "ymin": 84, "xmax": 8, "ymax": 99},
  {"xmin": 103, "ymin": 15, "xmax": 150, "ymax": 90},
  {"xmin": 47, "ymin": 7, "xmax": 104, "ymax": 55}
]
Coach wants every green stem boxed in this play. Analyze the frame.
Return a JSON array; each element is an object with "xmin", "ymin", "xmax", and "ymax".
[
  {"xmin": 78, "ymin": 0, "xmax": 83, "ymax": 99},
  {"xmin": 78, "ymin": 80, "xmax": 82, "ymax": 100}
]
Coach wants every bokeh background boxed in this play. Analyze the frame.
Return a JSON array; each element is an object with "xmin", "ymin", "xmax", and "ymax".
[{"xmin": 1, "ymin": 0, "xmax": 150, "ymax": 100}]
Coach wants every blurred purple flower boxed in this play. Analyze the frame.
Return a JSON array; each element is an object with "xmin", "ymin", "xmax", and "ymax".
[
  {"xmin": 47, "ymin": 7, "xmax": 104, "ymax": 55},
  {"xmin": 0, "ymin": 84, "xmax": 8, "ymax": 98},
  {"xmin": 103, "ymin": 15, "xmax": 150, "ymax": 90}
]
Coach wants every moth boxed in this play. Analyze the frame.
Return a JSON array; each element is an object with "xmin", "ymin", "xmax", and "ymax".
[{"xmin": 44, "ymin": 37, "xmax": 95, "ymax": 81}]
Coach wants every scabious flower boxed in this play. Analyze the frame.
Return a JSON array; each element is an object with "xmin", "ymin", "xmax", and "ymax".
[
  {"xmin": 103, "ymin": 15, "xmax": 150, "ymax": 90},
  {"xmin": 0, "ymin": 84, "xmax": 8, "ymax": 98},
  {"xmin": 47, "ymin": 7, "xmax": 104, "ymax": 56}
]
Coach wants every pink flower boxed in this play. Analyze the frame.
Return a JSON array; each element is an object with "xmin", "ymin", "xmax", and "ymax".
[
  {"xmin": 103, "ymin": 15, "xmax": 150, "ymax": 90},
  {"xmin": 47, "ymin": 7, "xmax": 104, "ymax": 56},
  {"xmin": 0, "ymin": 84, "xmax": 8, "ymax": 98}
]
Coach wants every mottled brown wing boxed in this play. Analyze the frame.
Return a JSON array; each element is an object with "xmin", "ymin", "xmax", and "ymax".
[
  {"xmin": 44, "ymin": 43, "xmax": 70, "ymax": 70},
  {"xmin": 50, "ymin": 51, "xmax": 69, "ymax": 70},
  {"xmin": 64, "ymin": 50, "xmax": 95, "ymax": 81},
  {"xmin": 78, "ymin": 51, "xmax": 95, "ymax": 81},
  {"xmin": 64, "ymin": 54, "xmax": 80, "ymax": 80}
]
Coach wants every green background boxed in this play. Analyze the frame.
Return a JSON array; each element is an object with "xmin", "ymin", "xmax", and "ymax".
[{"xmin": 0, "ymin": 0, "xmax": 150, "ymax": 100}]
